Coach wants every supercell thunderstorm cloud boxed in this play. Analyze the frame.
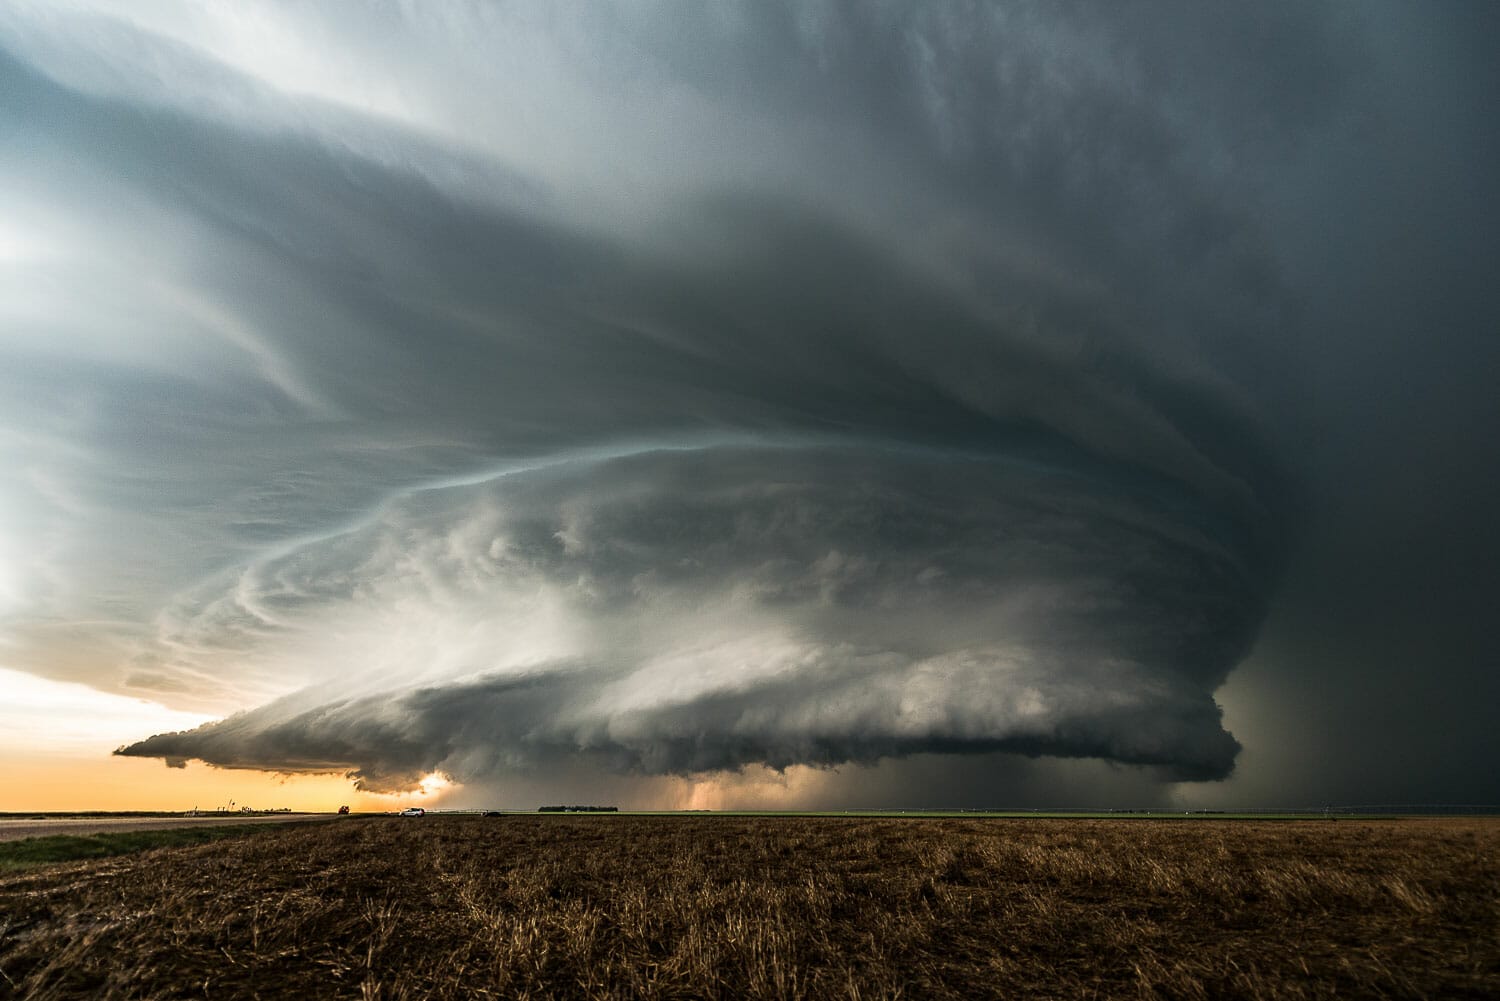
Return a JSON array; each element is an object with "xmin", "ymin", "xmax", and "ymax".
[
  {"xmin": 123, "ymin": 445, "xmax": 1268, "ymax": 790},
  {"xmin": 4, "ymin": 3, "xmax": 1496, "ymax": 805}
]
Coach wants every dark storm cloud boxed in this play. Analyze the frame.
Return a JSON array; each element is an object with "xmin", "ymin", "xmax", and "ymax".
[
  {"xmin": 1190, "ymin": 3, "xmax": 1500, "ymax": 808},
  {"xmin": 120, "ymin": 445, "xmax": 1257, "ymax": 788},
  {"xmin": 7, "ymin": 2, "xmax": 1304, "ymax": 783},
  {"xmin": 0, "ymin": 29, "xmax": 1292, "ymax": 486},
  {"xmin": 14, "ymin": 3, "xmax": 1495, "ymax": 804}
]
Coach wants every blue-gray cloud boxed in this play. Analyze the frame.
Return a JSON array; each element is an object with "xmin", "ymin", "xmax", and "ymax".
[
  {"xmin": 3, "ymin": 2, "xmax": 1494, "ymax": 804},
  {"xmin": 119, "ymin": 445, "xmax": 1260, "ymax": 789}
]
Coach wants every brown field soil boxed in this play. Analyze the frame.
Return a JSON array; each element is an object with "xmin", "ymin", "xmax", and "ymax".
[
  {"xmin": 0, "ymin": 816, "xmax": 1496, "ymax": 1000},
  {"xmin": 0, "ymin": 813, "xmax": 330, "ymax": 843}
]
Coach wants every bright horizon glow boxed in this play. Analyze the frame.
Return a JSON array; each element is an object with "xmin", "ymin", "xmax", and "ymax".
[
  {"xmin": 415, "ymin": 770, "xmax": 453, "ymax": 798},
  {"xmin": 0, "ymin": 667, "xmax": 396, "ymax": 812},
  {"xmin": 0, "ymin": 667, "xmax": 214, "ymax": 757},
  {"xmin": 3, "ymin": 756, "xmax": 395, "ymax": 813}
]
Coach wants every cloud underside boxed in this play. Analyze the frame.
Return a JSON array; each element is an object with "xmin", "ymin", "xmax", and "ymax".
[{"xmin": 119, "ymin": 445, "xmax": 1254, "ymax": 791}]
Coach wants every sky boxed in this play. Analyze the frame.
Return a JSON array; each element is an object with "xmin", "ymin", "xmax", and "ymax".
[{"xmin": 1, "ymin": 2, "xmax": 1496, "ymax": 812}]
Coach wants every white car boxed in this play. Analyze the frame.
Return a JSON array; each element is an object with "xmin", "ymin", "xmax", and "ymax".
[{"xmin": 398, "ymin": 807, "xmax": 426, "ymax": 817}]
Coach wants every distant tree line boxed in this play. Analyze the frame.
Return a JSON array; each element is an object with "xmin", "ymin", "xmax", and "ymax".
[{"xmin": 538, "ymin": 805, "xmax": 619, "ymax": 813}]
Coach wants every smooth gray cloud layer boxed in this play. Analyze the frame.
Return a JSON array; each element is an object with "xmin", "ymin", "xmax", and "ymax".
[{"xmin": 1, "ymin": 2, "xmax": 1495, "ymax": 804}]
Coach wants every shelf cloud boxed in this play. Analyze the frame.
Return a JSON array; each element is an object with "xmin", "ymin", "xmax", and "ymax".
[{"xmin": 119, "ymin": 445, "xmax": 1266, "ymax": 789}]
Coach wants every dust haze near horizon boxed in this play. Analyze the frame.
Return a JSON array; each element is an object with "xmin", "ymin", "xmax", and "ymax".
[{"xmin": 1, "ymin": 2, "xmax": 1496, "ymax": 811}]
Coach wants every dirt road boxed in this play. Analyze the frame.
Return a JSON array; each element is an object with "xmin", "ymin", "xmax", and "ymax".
[{"xmin": 0, "ymin": 814, "xmax": 334, "ymax": 842}]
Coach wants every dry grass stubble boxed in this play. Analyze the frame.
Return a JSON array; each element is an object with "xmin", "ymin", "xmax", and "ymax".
[{"xmin": 0, "ymin": 817, "xmax": 1496, "ymax": 999}]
